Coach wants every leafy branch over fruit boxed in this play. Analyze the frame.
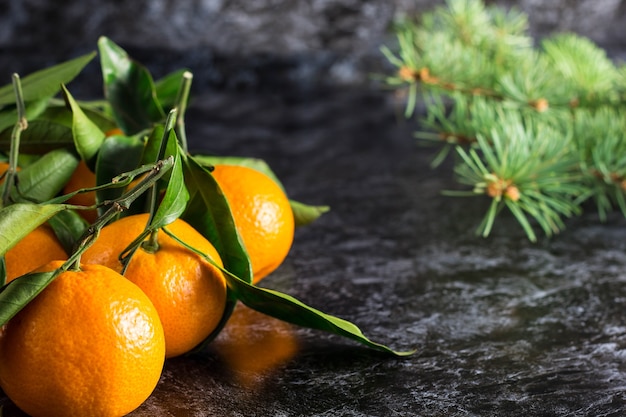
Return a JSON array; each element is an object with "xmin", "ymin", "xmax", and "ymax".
[
  {"xmin": 381, "ymin": 0, "xmax": 626, "ymax": 241},
  {"xmin": 0, "ymin": 36, "xmax": 412, "ymax": 369}
]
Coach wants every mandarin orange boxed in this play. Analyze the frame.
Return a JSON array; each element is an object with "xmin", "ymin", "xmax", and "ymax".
[
  {"xmin": 0, "ymin": 163, "xmax": 68, "ymax": 283},
  {"xmin": 4, "ymin": 224, "xmax": 67, "ymax": 283},
  {"xmin": 62, "ymin": 159, "xmax": 98, "ymax": 223},
  {"xmin": 0, "ymin": 261, "xmax": 166, "ymax": 417},
  {"xmin": 81, "ymin": 213, "xmax": 227, "ymax": 357},
  {"xmin": 211, "ymin": 164, "xmax": 295, "ymax": 283}
]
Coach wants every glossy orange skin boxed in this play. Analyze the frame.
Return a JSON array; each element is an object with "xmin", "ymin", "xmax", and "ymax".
[
  {"xmin": 0, "ymin": 261, "xmax": 166, "ymax": 417},
  {"xmin": 4, "ymin": 225, "xmax": 67, "ymax": 283},
  {"xmin": 62, "ymin": 160, "xmax": 98, "ymax": 223},
  {"xmin": 81, "ymin": 213, "xmax": 228, "ymax": 357},
  {"xmin": 211, "ymin": 164, "xmax": 295, "ymax": 283},
  {"xmin": 1, "ymin": 161, "xmax": 68, "ymax": 282},
  {"xmin": 61, "ymin": 128, "xmax": 124, "ymax": 224},
  {"xmin": 0, "ymin": 161, "xmax": 14, "ymax": 180}
]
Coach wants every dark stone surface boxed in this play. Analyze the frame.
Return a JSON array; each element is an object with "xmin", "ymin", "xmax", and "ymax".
[
  {"xmin": 1, "ymin": 1, "xmax": 626, "ymax": 415},
  {"xmin": 152, "ymin": 86, "xmax": 626, "ymax": 416},
  {"xmin": 4, "ymin": 81, "xmax": 626, "ymax": 416}
]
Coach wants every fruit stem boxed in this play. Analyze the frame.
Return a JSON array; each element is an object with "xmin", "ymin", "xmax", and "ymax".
[
  {"xmin": 174, "ymin": 71, "xmax": 193, "ymax": 154},
  {"xmin": 117, "ymin": 108, "xmax": 177, "ymax": 272},
  {"xmin": 1, "ymin": 74, "xmax": 27, "ymax": 207},
  {"xmin": 66, "ymin": 156, "xmax": 175, "ymax": 270},
  {"xmin": 141, "ymin": 229, "xmax": 160, "ymax": 254}
]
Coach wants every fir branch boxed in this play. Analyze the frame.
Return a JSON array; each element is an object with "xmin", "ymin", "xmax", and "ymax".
[
  {"xmin": 542, "ymin": 34, "xmax": 621, "ymax": 105},
  {"xmin": 381, "ymin": 0, "xmax": 626, "ymax": 240},
  {"xmin": 450, "ymin": 115, "xmax": 587, "ymax": 241},
  {"xmin": 573, "ymin": 107, "xmax": 626, "ymax": 219}
]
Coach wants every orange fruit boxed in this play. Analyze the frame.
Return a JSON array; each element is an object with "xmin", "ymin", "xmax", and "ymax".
[
  {"xmin": 4, "ymin": 224, "xmax": 67, "ymax": 283},
  {"xmin": 211, "ymin": 164, "xmax": 295, "ymax": 283},
  {"xmin": 0, "ymin": 160, "xmax": 19, "ymax": 187},
  {"xmin": 0, "ymin": 260, "xmax": 166, "ymax": 417},
  {"xmin": 62, "ymin": 159, "xmax": 98, "ymax": 223},
  {"xmin": 61, "ymin": 129, "xmax": 124, "ymax": 224},
  {"xmin": 81, "ymin": 213, "xmax": 228, "ymax": 358},
  {"xmin": 105, "ymin": 127, "xmax": 124, "ymax": 136},
  {"xmin": 0, "ymin": 161, "xmax": 13, "ymax": 179},
  {"xmin": 0, "ymin": 163, "xmax": 68, "ymax": 283}
]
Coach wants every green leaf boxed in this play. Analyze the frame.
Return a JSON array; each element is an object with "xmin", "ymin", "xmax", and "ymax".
[
  {"xmin": 155, "ymin": 69, "xmax": 189, "ymax": 110},
  {"xmin": 225, "ymin": 273, "xmax": 415, "ymax": 356},
  {"xmin": 151, "ymin": 149, "xmax": 189, "ymax": 229},
  {"xmin": 0, "ymin": 258, "xmax": 6, "ymax": 287},
  {"xmin": 181, "ymin": 153, "xmax": 251, "ymax": 345},
  {"xmin": 0, "ymin": 120, "xmax": 74, "ymax": 154},
  {"xmin": 95, "ymin": 134, "xmax": 146, "ymax": 216},
  {"xmin": 163, "ymin": 226, "xmax": 414, "ymax": 357},
  {"xmin": 0, "ymin": 52, "xmax": 96, "ymax": 106},
  {"xmin": 36, "ymin": 104, "xmax": 118, "ymax": 133},
  {"xmin": 98, "ymin": 36, "xmax": 165, "ymax": 134},
  {"xmin": 192, "ymin": 155, "xmax": 284, "ymax": 189},
  {"xmin": 0, "ymin": 270, "xmax": 60, "ymax": 326},
  {"xmin": 47, "ymin": 210, "xmax": 88, "ymax": 254},
  {"xmin": 181, "ymin": 154, "xmax": 253, "ymax": 284},
  {"xmin": 193, "ymin": 155, "xmax": 330, "ymax": 227},
  {"xmin": 290, "ymin": 199, "xmax": 330, "ymax": 227},
  {"xmin": 0, "ymin": 203, "xmax": 68, "ymax": 257},
  {"xmin": 0, "ymin": 98, "xmax": 50, "ymax": 133},
  {"xmin": 181, "ymin": 155, "xmax": 252, "ymax": 346},
  {"xmin": 15, "ymin": 149, "xmax": 79, "ymax": 202},
  {"xmin": 140, "ymin": 124, "xmax": 178, "ymax": 165},
  {"xmin": 181, "ymin": 151, "xmax": 252, "ymax": 347},
  {"xmin": 61, "ymin": 85, "xmax": 106, "ymax": 166}
]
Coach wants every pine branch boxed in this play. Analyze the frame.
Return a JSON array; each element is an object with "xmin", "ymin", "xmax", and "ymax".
[{"xmin": 382, "ymin": 0, "xmax": 626, "ymax": 240}]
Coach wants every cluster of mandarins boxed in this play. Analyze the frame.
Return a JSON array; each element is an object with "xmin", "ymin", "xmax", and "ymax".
[{"xmin": 0, "ymin": 160, "xmax": 295, "ymax": 417}]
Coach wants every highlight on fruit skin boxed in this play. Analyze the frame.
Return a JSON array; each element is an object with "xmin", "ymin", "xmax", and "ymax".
[
  {"xmin": 81, "ymin": 213, "xmax": 228, "ymax": 358},
  {"xmin": 211, "ymin": 164, "xmax": 295, "ymax": 284},
  {"xmin": 0, "ymin": 261, "xmax": 166, "ymax": 417},
  {"xmin": 3, "ymin": 224, "xmax": 67, "ymax": 283}
]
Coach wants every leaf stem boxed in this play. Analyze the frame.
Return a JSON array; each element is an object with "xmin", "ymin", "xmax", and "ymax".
[
  {"xmin": 1, "ymin": 74, "xmax": 27, "ymax": 207},
  {"xmin": 118, "ymin": 111, "xmax": 178, "ymax": 271},
  {"xmin": 66, "ymin": 156, "xmax": 175, "ymax": 271},
  {"xmin": 174, "ymin": 71, "xmax": 193, "ymax": 154}
]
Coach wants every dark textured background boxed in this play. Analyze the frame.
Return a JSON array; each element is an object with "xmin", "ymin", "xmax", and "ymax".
[{"xmin": 1, "ymin": 0, "xmax": 625, "ymax": 88}]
